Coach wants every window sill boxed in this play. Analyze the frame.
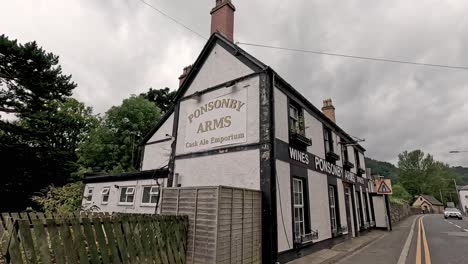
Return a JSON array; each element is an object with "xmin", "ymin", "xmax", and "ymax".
[
  {"xmin": 140, "ymin": 203, "xmax": 157, "ymax": 207},
  {"xmin": 101, "ymin": 202, "xmax": 109, "ymax": 205},
  {"xmin": 118, "ymin": 202, "xmax": 134, "ymax": 206}
]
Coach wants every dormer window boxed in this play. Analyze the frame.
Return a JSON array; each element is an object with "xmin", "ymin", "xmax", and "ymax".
[{"xmin": 289, "ymin": 103, "xmax": 312, "ymax": 146}]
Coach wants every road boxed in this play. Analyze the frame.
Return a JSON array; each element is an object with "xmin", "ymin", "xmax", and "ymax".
[{"xmin": 337, "ymin": 214, "xmax": 468, "ymax": 264}]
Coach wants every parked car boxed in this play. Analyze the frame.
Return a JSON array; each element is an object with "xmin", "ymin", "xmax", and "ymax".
[{"xmin": 444, "ymin": 207, "xmax": 463, "ymax": 219}]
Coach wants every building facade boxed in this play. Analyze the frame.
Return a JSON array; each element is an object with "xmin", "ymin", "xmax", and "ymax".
[
  {"xmin": 458, "ymin": 185, "xmax": 468, "ymax": 215},
  {"xmin": 82, "ymin": 1, "xmax": 373, "ymax": 262}
]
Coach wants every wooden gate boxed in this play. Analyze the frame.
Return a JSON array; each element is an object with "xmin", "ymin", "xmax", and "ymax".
[{"xmin": 0, "ymin": 212, "xmax": 188, "ymax": 264}]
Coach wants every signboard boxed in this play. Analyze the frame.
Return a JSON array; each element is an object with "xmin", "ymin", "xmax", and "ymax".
[
  {"xmin": 183, "ymin": 89, "xmax": 247, "ymax": 152},
  {"xmin": 287, "ymin": 146, "xmax": 367, "ymax": 186},
  {"xmin": 376, "ymin": 179, "xmax": 392, "ymax": 194}
]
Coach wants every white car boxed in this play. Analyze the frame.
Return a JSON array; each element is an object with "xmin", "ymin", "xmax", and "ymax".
[{"xmin": 444, "ymin": 208, "xmax": 463, "ymax": 220}]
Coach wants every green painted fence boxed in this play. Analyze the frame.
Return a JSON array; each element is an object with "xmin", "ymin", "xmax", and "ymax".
[{"xmin": 0, "ymin": 212, "xmax": 188, "ymax": 264}]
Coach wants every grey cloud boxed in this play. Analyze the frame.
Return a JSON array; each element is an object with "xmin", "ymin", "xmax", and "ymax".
[{"xmin": 1, "ymin": 0, "xmax": 468, "ymax": 166}]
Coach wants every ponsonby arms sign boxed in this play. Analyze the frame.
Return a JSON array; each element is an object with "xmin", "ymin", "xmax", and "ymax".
[
  {"xmin": 183, "ymin": 89, "xmax": 247, "ymax": 152},
  {"xmin": 288, "ymin": 147, "xmax": 364, "ymax": 185}
]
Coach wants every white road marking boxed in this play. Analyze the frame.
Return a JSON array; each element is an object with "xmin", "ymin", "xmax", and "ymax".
[
  {"xmin": 397, "ymin": 216, "xmax": 420, "ymax": 264},
  {"xmin": 449, "ymin": 221, "xmax": 454, "ymax": 224},
  {"xmin": 464, "ymin": 229, "xmax": 468, "ymax": 232},
  {"xmin": 455, "ymin": 225, "xmax": 461, "ymax": 228}
]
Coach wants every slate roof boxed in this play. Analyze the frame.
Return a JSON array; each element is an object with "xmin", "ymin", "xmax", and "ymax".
[{"xmin": 420, "ymin": 195, "xmax": 443, "ymax": 206}]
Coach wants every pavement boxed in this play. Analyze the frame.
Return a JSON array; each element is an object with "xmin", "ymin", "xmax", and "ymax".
[
  {"xmin": 287, "ymin": 215, "xmax": 417, "ymax": 264},
  {"xmin": 288, "ymin": 214, "xmax": 468, "ymax": 264}
]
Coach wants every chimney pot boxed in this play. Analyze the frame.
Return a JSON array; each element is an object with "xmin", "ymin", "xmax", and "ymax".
[
  {"xmin": 210, "ymin": 0, "xmax": 236, "ymax": 41},
  {"xmin": 322, "ymin": 98, "xmax": 336, "ymax": 123},
  {"xmin": 178, "ymin": 65, "xmax": 193, "ymax": 87}
]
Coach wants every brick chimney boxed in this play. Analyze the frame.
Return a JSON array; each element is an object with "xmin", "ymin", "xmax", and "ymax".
[
  {"xmin": 178, "ymin": 65, "xmax": 192, "ymax": 87},
  {"xmin": 210, "ymin": 0, "xmax": 236, "ymax": 41},
  {"xmin": 322, "ymin": 98, "xmax": 336, "ymax": 123}
]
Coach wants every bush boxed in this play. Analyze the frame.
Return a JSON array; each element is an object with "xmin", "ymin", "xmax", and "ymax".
[{"xmin": 32, "ymin": 182, "xmax": 84, "ymax": 214}]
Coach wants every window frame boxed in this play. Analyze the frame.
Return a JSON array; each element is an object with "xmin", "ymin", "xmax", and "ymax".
[
  {"xmin": 354, "ymin": 148, "xmax": 361, "ymax": 168},
  {"xmin": 328, "ymin": 185, "xmax": 338, "ymax": 235},
  {"xmin": 323, "ymin": 126, "xmax": 334, "ymax": 153},
  {"xmin": 141, "ymin": 185, "xmax": 160, "ymax": 206},
  {"xmin": 119, "ymin": 186, "xmax": 136, "ymax": 205},
  {"xmin": 355, "ymin": 191, "xmax": 364, "ymax": 229},
  {"xmin": 293, "ymin": 178, "xmax": 306, "ymax": 242},
  {"xmin": 84, "ymin": 187, "xmax": 94, "ymax": 203},
  {"xmin": 101, "ymin": 187, "xmax": 110, "ymax": 205}
]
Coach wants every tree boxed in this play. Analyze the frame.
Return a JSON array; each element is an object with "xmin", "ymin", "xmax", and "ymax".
[
  {"xmin": 391, "ymin": 184, "xmax": 412, "ymax": 203},
  {"xmin": 397, "ymin": 150, "xmax": 460, "ymax": 205},
  {"xmin": 140, "ymin": 87, "xmax": 176, "ymax": 114},
  {"xmin": 0, "ymin": 98, "xmax": 98, "ymax": 211},
  {"xmin": 78, "ymin": 96, "xmax": 161, "ymax": 173},
  {"xmin": 0, "ymin": 34, "xmax": 76, "ymax": 134}
]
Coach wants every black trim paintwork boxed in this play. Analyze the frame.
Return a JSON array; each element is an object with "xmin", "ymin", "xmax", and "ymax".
[
  {"xmin": 83, "ymin": 169, "xmax": 168, "ymax": 184},
  {"xmin": 167, "ymin": 103, "xmax": 180, "ymax": 188},
  {"xmin": 275, "ymin": 139, "xmax": 368, "ymax": 188},
  {"xmin": 259, "ymin": 72, "xmax": 278, "ymax": 263},
  {"xmin": 174, "ymin": 142, "xmax": 262, "ymax": 160},
  {"xmin": 145, "ymin": 138, "xmax": 173, "ymax": 146},
  {"xmin": 140, "ymin": 106, "xmax": 175, "ymax": 145},
  {"xmin": 178, "ymin": 72, "xmax": 261, "ymax": 102}
]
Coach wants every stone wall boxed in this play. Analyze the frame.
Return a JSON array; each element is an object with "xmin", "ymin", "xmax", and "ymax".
[{"xmin": 389, "ymin": 200, "xmax": 419, "ymax": 224}]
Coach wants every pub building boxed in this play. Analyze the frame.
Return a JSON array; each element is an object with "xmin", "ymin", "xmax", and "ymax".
[{"xmin": 82, "ymin": 0, "xmax": 373, "ymax": 262}]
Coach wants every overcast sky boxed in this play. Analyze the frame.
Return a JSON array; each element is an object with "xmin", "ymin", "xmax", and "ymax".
[{"xmin": 2, "ymin": 0, "xmax": 468, "ymax": 166}]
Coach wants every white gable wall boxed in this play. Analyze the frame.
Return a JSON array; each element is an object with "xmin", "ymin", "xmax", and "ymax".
[
  {"xmin": 183, "ymin": 43, "xmax": 254, "ymax": 97},
  {"xmin": 148, "ymin": 113, "xmax": 174, "ymax": 142},
  {"xmin": 142, "ymin": 141, "xmax": 172, "ymax": 170},
  {"xmin": 141, "ymin": 113, "xmax": 174, "ymax": 170}
]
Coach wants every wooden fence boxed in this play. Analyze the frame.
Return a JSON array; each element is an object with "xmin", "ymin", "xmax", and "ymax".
[
  {"xmin": 161, "ymin": 186, "xmax": 262, "ymax": 264},
  {"xmin": 0, "ymin": 212, "xmax": 189, "ymax": 264}
]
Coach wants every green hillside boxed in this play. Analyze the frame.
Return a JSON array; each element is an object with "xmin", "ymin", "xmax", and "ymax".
[
  {"xmin": 451, "ymin": 166, "xmax": 468, "ymax": 185},
  {"xmin": 365, "ymin": 157, "xmax": 468, "ymax": 185},
  {"xmin": 364, "ymin": 157, "xmax": 398, "ymax": 181}
]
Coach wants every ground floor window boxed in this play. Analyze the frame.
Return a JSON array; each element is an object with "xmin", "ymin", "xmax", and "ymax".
[
  {"xmin": 293, "ymin": 178, "xmax": 305, "ymax": 242},
  {"xmin": 119, "ymin": 186, "xmax": 135, "ymax": 204},
  {"xmin": 329, "ymin": 185, "xmax": 338, "ymax": 235},
  {"xmin": 363, "ymin": 192, "xmax": 370, "ymax": 225},
  {"xmin": 85, "ymin": 187, "xmax": 93, "ymax": 203},
  {"xmin": 101, "ymin": 187, "xmax": 110, "ymax": 204},
  {"xmin": 355, "ymin": 191, "xmax": 363, "ymax": 228},
  {"xmin": 142, "ymin": 186, "xmax": 159, "ymax": 205}
]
